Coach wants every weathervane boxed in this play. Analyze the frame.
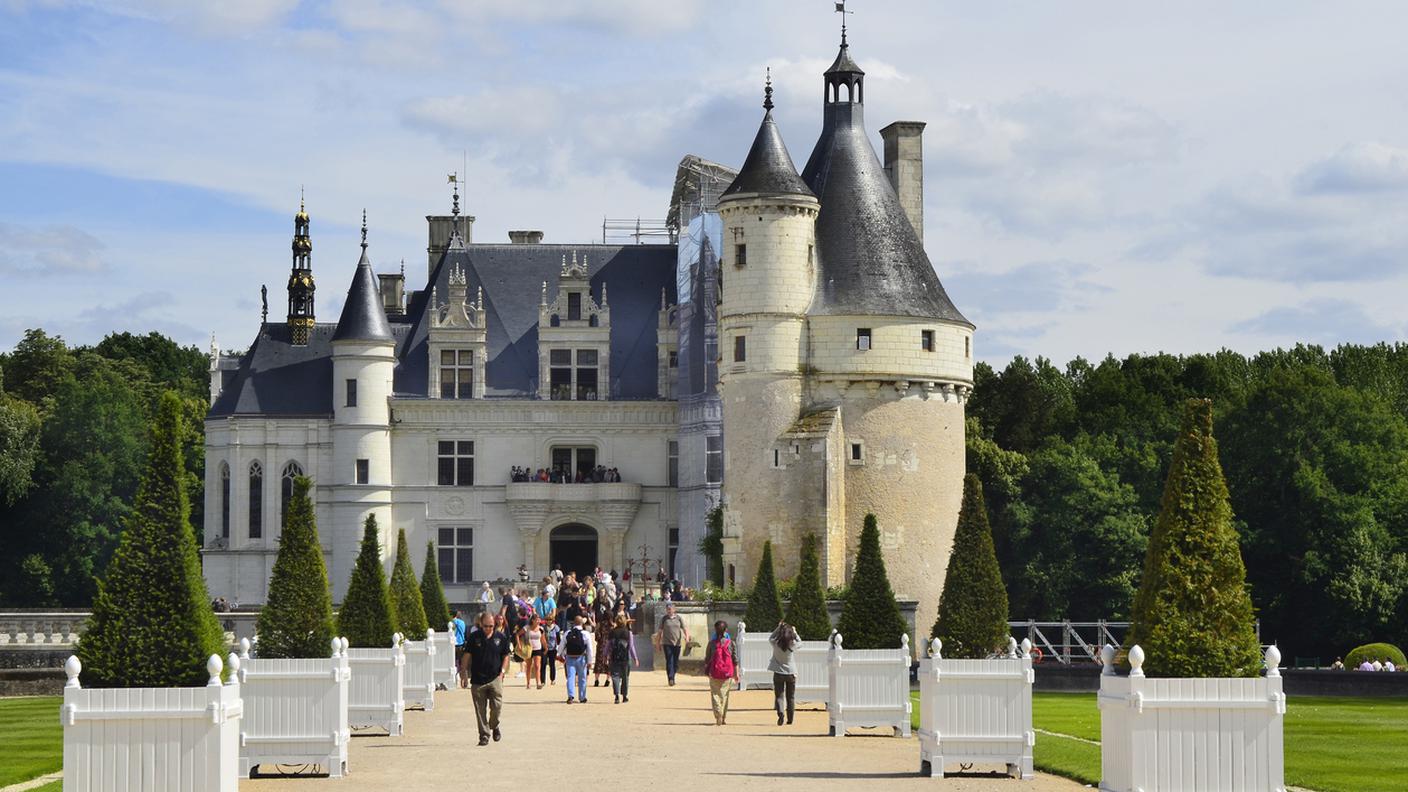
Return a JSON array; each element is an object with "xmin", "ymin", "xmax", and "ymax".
[{"xmin": 835, "ymin": 1, "xmax": 852, "ymax": 44}]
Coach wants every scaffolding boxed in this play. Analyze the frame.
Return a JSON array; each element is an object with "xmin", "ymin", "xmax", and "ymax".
[
  {"xmin": 1009, "ymin": 619, "xmax": 1264, "ymax": 665},
  {"xmin": 601, "ymin": 217, "xmax": 675, "ymax": 245}
]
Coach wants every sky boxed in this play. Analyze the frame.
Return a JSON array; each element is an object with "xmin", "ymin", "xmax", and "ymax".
[{"xmin": 2, "ymin": 1, "xmax": 1408, "ymax": 365}]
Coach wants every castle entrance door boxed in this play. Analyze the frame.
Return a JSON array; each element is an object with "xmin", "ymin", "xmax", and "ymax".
[{"xmin": 550, "ymin": 523, "xmax": 598, "ymax": 580}]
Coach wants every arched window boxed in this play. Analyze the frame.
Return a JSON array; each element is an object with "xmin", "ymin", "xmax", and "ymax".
[
  {"xmin": 281, "ymin": 462, "xmax": 303, "ymax": 526},
  {"xmin": 248, "ymin": 461, "xmax": 263, "ymax": 540},
  {"xmin": 219, "ymin": 463, "xmax": 230, "ymax": 541}
]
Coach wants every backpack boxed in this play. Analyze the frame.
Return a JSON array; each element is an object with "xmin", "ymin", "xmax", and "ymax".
[
  {"xmin": 564, "ymin": 627, "xmax": 587, "ymax": 656},
  {"xmin": 707, "ymin": 637, "xmax": 735, "ymax": 679},
  {"xmin": 611, "ymin": 634, "xmax": 631, "ymax": 663}
]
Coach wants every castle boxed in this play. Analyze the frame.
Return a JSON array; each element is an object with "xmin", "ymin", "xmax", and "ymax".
[{"xmin": 202, "ymin": 31, "xmax": 972, "ymax": 632}]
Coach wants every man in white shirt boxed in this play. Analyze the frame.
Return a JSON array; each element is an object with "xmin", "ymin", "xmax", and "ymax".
[
  {"xmin": 559, "ymin": 616, "xmax": 595, "ymax": 704},
  {"xmin": 478, "ymin": 581, "xmax": 494, "ymax": 604},
  {"xmin": 1384, "ymin": 659, "xmax": 1397, "ymax": 672},
  {"xmin": 1372, "ymin": 659, "xmax": 1384, "ymax": 672}
]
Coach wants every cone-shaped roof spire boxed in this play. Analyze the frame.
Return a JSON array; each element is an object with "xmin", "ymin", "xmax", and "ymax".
[
  {"xmin": 332, "ymin": 210, "xmax": 394, "ymax": 343},
  {"xmin": 721, "ymin": 70, "xmax": 814, "ymax": 200}
]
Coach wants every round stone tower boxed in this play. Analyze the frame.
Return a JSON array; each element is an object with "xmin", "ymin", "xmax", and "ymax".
[{"xmin": 329, "ymin": 212, "xmax": 396, "ymax": 600}]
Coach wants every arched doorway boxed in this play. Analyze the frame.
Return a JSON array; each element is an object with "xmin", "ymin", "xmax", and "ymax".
[{"xmin": 550, "ymin": 523, "xmax": 598, "ymax": 579}]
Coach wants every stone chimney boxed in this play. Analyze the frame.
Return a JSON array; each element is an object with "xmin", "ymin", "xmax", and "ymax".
[
  {"xmin": 508, "ymin": 230, "xmax": 544, "ymax": 244},
  {"xmin": 378, "ymin": 272, "xmax": 405, "ymax": 318},
  {"xmin": 425, "ymin": 214, "xmax": 475, "ymax": 274},
  {"xmin": 880, "ymin": 121, "xmax": 925, "ymax": 243}
]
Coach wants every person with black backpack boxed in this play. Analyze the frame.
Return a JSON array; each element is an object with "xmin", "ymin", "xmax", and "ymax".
[
  {"xmin": 559, "ymin": 615, "xmax": 595, "ymax": 704},
  {"xmin": 607, "ymin": 614, "xmax": 639, "ymax": 703}
]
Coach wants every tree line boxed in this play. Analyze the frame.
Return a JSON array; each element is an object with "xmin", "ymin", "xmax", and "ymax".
[{"xmin": 969, "ymin": 345, "xmax": 1408, "ymax": 658}]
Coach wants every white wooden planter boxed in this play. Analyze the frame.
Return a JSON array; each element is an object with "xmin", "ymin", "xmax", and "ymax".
[
  {"xmin": 236, "ymin": 637, "xmax": 351, "ymax": 778},
  {"xmin": 917, "ymin": 637, "xmax": 1034, "ymax": 780},
  {"xmin": 345, "ymin": 633, "xmax": 405, "ymax": 735},
  {"xmin": 827, "ymin": 632, "xmax": 912, "ymax": 737},
  {"xmin": 61, "ymin": 654, "xmax": 242, "ymax": 792},
  {"xmin": 736, "ymin": 621, "xmax": 831, "ymax": 703},
  {"xmin": 401, "ymin": 629, "xmax": 437, "ymax": 711},
  {"xmin": 431, "ymin": 622, "xmax": 456, "ymax": 690},
  {"xmin": 1098, "ymin": 644, "xmax": 1286, "ymax": 792}
]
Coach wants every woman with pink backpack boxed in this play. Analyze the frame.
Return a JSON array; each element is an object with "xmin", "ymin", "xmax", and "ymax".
[{"xmin": 702, "ymin": 620, "xmax": 740, "ymax": 725}]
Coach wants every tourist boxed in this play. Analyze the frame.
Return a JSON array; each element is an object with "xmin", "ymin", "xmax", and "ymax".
[
  {"xmin": 608, "ymin": 614, "xmax": 639, "ymax": 703},
  {"xmin": 533, "ymin": 587, "xmax": 557, "ymax": 626},
  {"xmin": 1358, "ymin": 658, "xmax": 1375, "ymax": 671},
  {"xmin": 592, "ymin": 595, "xmax": 613, "ymax": 687},
  {"xmin": 703, "ymin": 619, "xmax": 740, "ymax": 725},
  {"xmin": 478, "ymin": 581, "xmax": 494, "ymax": 604},
  {"xmin": 769, "ymin": 621, "xmax": 799, "ymax": 725},
  {"xmin": 551, "ymin": 563, "xmax": 564, "ymax": 587},
  {"xmin": 464, "ymin": 611, "xmax": 511, "ymax": 746},
  {"xmin": 541, "ymin": 618, "xmax": 560, "ymax": 686},
  {"xmin": 1331, "ymin": 656, "xmax": 1344, "ymax": 670},
  {"xmin": 451, "ymin": 609, "xmax": 468, "ymax": 689},
  {"xmin": 560, "ymin": 615, "xmax": 595, "ymax": 704},
  {"xmin": 520, "ymin": 615, "xmax": 547, "ymax": 690},
  {"xmin": 1384, "ymin": 658, "xmax": 1397, "ymax": 672},
  {"xmin": 1372, "ymin": 658, "xmax": 1385, "ymax": 672}
]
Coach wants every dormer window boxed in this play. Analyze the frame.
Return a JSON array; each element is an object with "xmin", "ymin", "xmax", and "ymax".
[
  {"xmin": 857, "ymin": 328, "xmax": 872, "ymax": 351},
  {"xmin": 568, "ymin": 292, "xmax": 582, "ymax": 321},
  {"xmin": 440, "ymin": 350, "xmax": 474, "ymax": 399}
]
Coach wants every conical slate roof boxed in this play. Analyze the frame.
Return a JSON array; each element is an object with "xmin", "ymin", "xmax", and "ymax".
[
  {"xmin": 332, "ymin": 243, "xmax": 393, "ymax": 343},
  {"xmin": 800, "ymin": 45, "xmax": 969, "ymax": 324},
  {"xmin": 721, "ymin": 110, "xmax": 814, "ymax": 200}
]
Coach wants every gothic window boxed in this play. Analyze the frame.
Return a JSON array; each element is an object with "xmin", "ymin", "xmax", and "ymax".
[
  {"xmin": 248, "ymin": 460, "xmax": 263, "ymax": 539},
  {"xmin": 439, "ymin": 350, "xmax": 474, "ymax": 399},
  {"xmin": 281, "ymin": 461, "xmax": 303, "ymax": 524},
  {"xmin": 921, "ymin": 330, "xmax": 934, "ymax": 352},
  {"xmin": 437, "ymin": 527, "xmax": 473, "ymax": 584},
  {"xmin": 219, "ymin": 462, "xmax": 230, "ymax": 540},
  {"xmin": 437, "ymin": 441, "xmax": 475, "ymax": 486},
  {"xmin": 705, "ymin": 435, "xmax": 723, "ymax": 485},
  {"xmin": 667, "ymin": 440, "xmax": 679, "ymax": 487},
  {"xmin": 856, "ymin": 328, "xmax": 872, "ymax": 351}
]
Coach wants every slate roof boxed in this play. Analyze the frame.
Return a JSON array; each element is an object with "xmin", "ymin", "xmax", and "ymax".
[
  {"xmin": 331, "ymin": 247, "xmax": 394, "ymax": 343},
  {"xmin": 210, "ymin": 242, "xmax": 677, "ymax": 417},
  {"xmin": 800, "ymin": 45, "xmax": 970, "ymax": 325},
  {"xmin": 720, "ymin": 110, "xmax": 814, "ymax": 200}
]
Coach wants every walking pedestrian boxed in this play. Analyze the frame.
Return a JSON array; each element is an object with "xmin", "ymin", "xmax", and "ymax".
[
  {"xmin": 591, "ymin": 596, "xmax": 613, "ymax": 687},
  {"xmin": 541, "ymin": 618, "xmax": 560, "ymax": 686},
  {"xmin": 523, "ymin": 615, "xmax": 547, "ymax": 690},
  {"xmin": 560, "ymin": 615, "xmax": 595, "ymax": 704},
  {"xmin": 703, "ymin": 619, "xmax": 739, "ymax": 725},
  {"xmin": 608, "ymin": 614, "xmax": 638, "ymax": 703},
  {"xmin": 769, "ymin": 621, "xmax": 799, "ymax": 725},
  {"xmin": 451, "ymin": 609, "xmax": 468, "ymax": 689},
  {"xmin": 655, "ymin": 602, "xmax": 689, "ymax": 686},
  {"xmin": 464, "ymin": 611, "xmax": 512, "ymax": 746}
]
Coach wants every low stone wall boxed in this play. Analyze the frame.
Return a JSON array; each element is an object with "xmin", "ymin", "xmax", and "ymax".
[{"xmin": 0, "ymin": 667, "xmax": 65, "ymax": 696}]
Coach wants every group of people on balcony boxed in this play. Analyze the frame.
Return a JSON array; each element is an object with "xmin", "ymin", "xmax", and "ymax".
[{"xmin": 509, "ymin": 465, "xmax": 623, "ymax": 483}]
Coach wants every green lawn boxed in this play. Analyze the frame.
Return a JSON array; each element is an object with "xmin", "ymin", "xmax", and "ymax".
[
  {"xmin": 911, "ymin": 691, "xmax": 1408, "ymax": 792},
  {"xmin": 0, "ymin": 696, "xmax": 62, "ymax": 787}
]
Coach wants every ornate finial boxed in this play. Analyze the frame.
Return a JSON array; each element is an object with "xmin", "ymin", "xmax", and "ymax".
[
  {"xmin": 561, "ymin": 254, "xmax": 568, "ymax": 276},
  {"xmin": 1128, "ymin": 644, "xmax": 1146, "ymax": 678},
  {"xmin": 930, "ymin": 637, "xmax": 941, "ymax": 659},
  {"xmin": 836, "ymin": 0, "xmax": 851, "ymax": 46},
  {"xmin": 360, "ymin": 209, "xmax": 368, "ymax": 249},
  {"xmin": 209, "ymin": 331, "xmax": 218, "ymax": 357},
  {"xmin": 541, "ymin": 280, "xmax": 548, "ymax": 306},
  {"xmin": 476, "ymin": 285, "xmax": 483, "ymax": 310},
  {"xmin": 448, "ymin": 171, "xmax": 460, "ymax": 217},
  {"xmin": 239, "ymin": 637, "xmax": 251, "ymax": 659},
  {"xmin": 400, "ymin": 258, "xmax": 405, "ymax": 277},
  {"xmin": 330, "ymin": 636, "xmax": 342, "ymax": 658},
  {"xmin": 763, "ymin": 67, "xmax": 774, "ymax": 111},
  {"xmin": 260, "ymin": 285, "xmax": 268, "ymax": 323},
  {"xmin": 206, "ymin": 653, "xmax": 224, "ymax": 687},
  {"xmin": 227, "ymin": 651, "xmax": 241, "ymax": 684},
  {"xmin": 601, "ymin": 282, "xmax": 608, "ymax": 306},
  {"xmin": 1265, "ymin": 644, "xmax": 1282, "ymax": 678},
  {"xmin": 65, "ymin": 655, "xmax": 82, "ymax": 689},
  {"xmin": 299, "ymin": 184, "xmax": 305, "ymax": 212},
  {"xmin": 660, "ymin": 287, "xmax": 667, "ymax": 310},
  {"xmin": 1100, "ymin": 643, "xmax": 1117, "ymax": 676}
]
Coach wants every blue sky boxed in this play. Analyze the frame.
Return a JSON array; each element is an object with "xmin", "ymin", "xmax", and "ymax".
[{"xmin": 2, "ymin": 1, "xmax": 1408, "ymax": 363}]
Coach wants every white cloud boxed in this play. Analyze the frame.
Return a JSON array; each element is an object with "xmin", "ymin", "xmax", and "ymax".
[
  {"xmin": 1295, "ymin": 142, "xmax": 1408, "ymax": 194},
  {"xmin": 0, "ymin": 223, "xmax": 105, "ymax": 275}
]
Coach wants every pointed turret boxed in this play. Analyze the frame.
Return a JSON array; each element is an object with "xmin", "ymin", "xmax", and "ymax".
[
  {"xmin": 333, "ymin": 211, "xmax": 394, "ymax": 344},
  {"xmin": 801, "ymin": 35, "xmax": 968, "ymax": 323},
  {"xmin": 722, "ymin": 70, "xmax": 814, "ymax": 200}
]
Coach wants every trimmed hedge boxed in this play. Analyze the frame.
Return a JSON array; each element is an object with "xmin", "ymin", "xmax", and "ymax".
[
  {"xmin": 337, "ymin": 515, "xmax": 396, "ymax": 648},
  {"xmin": 420, "ymin": 541, "xmax": 451, "ymax": 628},
  {"xmin": 834, "ymin": 514, "xmax": 907, "ymax": 650},
  {"xmin": 76, "ymin": 392, "xmax": 225, "ymax": 687},
  {"xmin": 743, "ymin": 541, "xmax": 783, "ymax": 629},
  {"xmin": 389, "ymin": 528, "xmax": 428, "ymax": 641},
  {"xmin": 1126, "ymin": 399, "xmax": 1261, "ymax": 678},
  {"xmin": 785, "ymin": 534, "xmax": 833, "ymax": 641},
  {"xmin": 932, "ymin": 474, "xmax": 1010, "ymax": 658},
  {"xmin": 1345, "ymin": 642, "xmax": 1406, "ymax": 668},
  {"xmin": 255, "ymin": 475, "xmax": 335, "ymax": 659}
]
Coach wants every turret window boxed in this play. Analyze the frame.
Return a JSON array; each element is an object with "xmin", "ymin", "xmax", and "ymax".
[
  {"xmin": 219, "ymin": 463, "xmax": 230, "ymax": 541},
  {"xmin": 965, "ymin": 336, "xmax": 971, "ymax": 359},
  {"xmin": 734, "ymin": 335, "xmax": 746, "ymax": 362},
  {"xmin": 354, "ymin": 459, "xmax": 369, "ymax": 485},
  {"xmin": 667, "ymin": 440, "xmax": 679, "ymax": 487},
  {"xmin": 248, "ymin": 460, "xmax": 263, "ymax": 539},
  {"xmin": 850, "ymin": 442, "xmax": 865, "ymax": 465},
  {"xmin": 735, "ymin": 244, "xmax": 747, "ymax": 268},
  {"xmin": 437, "ymin": 441, "xmax": 475, "ymax": 486},
  {"xmin": 856, "ymin": 328, "xmax": 872, "ymax": 351},
  {"xmin": 921, "ymin": 330, "xmax": 934, "ymax": 352},
  {"xmin": 705, "ymin": 435, "xmax": 723, "ymax": 484},
  {"xmin": 439, "ymin": 350, "xmax": 474, "ymax": 399},
  {"xmin": 345, "ymin": 378, "xmax": 357, "ymax": 407}
]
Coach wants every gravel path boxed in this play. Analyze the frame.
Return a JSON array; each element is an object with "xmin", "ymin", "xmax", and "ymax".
[{"xmin": 241, "ymin": 670, "xmax": 1089, "ymax": 790}]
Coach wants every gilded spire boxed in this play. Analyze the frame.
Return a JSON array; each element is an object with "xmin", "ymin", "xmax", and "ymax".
[{"xmin": 287, "ymin": 196, "xmax": 316, "ymax": 345}]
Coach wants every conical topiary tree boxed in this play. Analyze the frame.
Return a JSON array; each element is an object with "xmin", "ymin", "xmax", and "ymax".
[
  {"xmin": 256, "ymin": 475, "xmax": 334, "ymax": 658},
  {"xmin": 76, "ymin": 391, "xmax": 225, "ymax": 687},
  {"xmin": 1126, "ymin": 399, "xmax": 1261, "ymax": 678},
  {"xmin": 337, "ymin": 515, "xmax": 397, "ymax": 648},
  {"xmin": 785, "ymin": 533, "xmax": 832, "ymax": 640},
  {"xmin": 743, "ymin": 541, "xmax": 783, "ymax": 630},
  {"xmin": 389, "ymin": 528, "xmax": 429, "ymax": 641},
  {"xmin": 420, "ymin": 541, "xmax": 451, "ymax": 628},
  {"xmin": 835, "ymin": 514, "xmax": 908, "ymax": 650},
  {"xmin": 932, "ymin": 474, "xmax": 1010, "ymax": 658}
]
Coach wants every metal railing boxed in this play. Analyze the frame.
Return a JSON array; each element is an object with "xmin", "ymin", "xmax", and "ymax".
[{"xmin": 1009, "ymin": 619, "xmax": 1264, "ymax": 665}]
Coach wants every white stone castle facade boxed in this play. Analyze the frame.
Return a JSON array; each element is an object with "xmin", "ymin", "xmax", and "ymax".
[{"xmin": 202, "ymin": 32, "xmax": 973, "ymax": 625}]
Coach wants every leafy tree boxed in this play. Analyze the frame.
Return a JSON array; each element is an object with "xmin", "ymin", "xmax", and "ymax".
[
  {"xmin": 1126, "ymin": 399, "xmax": 1261, "ymax": 678},
  {"xmin": 255, "ymin": 476, "xmax": 334, "ymax": 658},
  {"xmin": 785, "ymin": 533, "xmax": 833, "ymax": 640},
  {"xmin": 835, "ymin": 514, "xmax": 908, "ymax": 650},
  {"xmin": 699, "ymin": 506, "xmax": 724, "ymax": 586},
  {"xmin": 743, "ymin": 540, "xmax": 783, "ymax": 629},
  {"xmin": 0, "ymin": 370, "xmax": 41, "ymax": 506},
  {"xmin": 389, "ymin": 528, "xmax": 428, "ymax": 641},
  {"xmin": 420, "ymin": 541, "xmax": 451, "ymax": 628},
  {"xmin": 92, "ymin": 331, "xmax": 209, "ymax": 401},
  {"xmin": 932, "ymin": 475, "xmax": 1010, "ymax": 658},
  {"xmin": 75, "ymin": 392, "xmax": 224, "ymax": 687},
  {"xmin": 17, "ymin": 554, "xmax": 55, "ymax": 607},
  {"xmin": 1, "ymin": 329, "xmax": 74, "ymax": 408},
  {"xmin": 338, "ymin": 515, "xmax": 397, "ymax": 648}
]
